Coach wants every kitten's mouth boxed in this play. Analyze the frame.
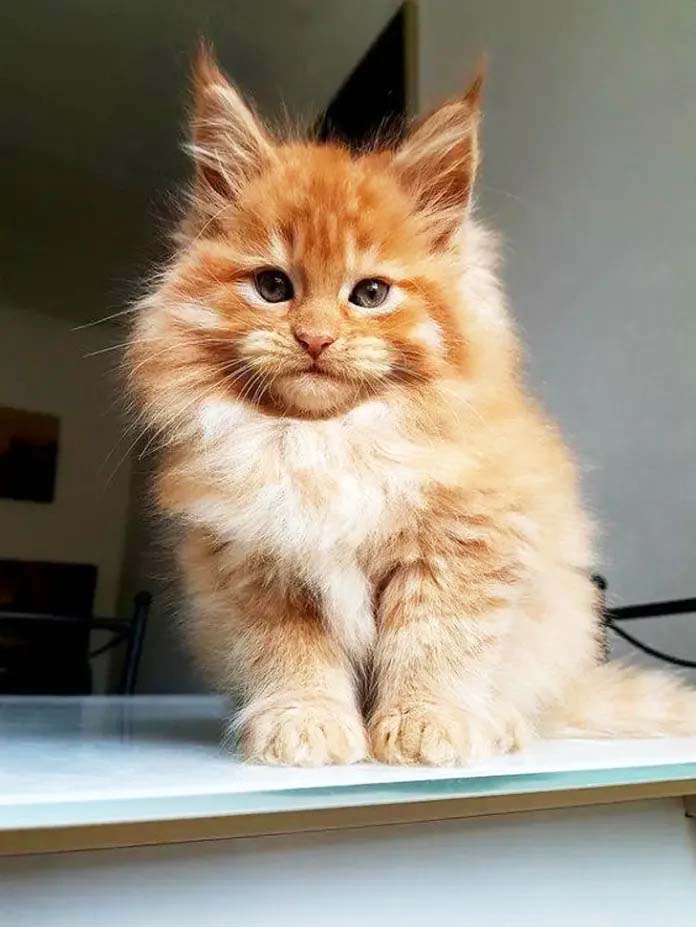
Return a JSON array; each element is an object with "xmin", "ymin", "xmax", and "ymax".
[
  {"xmin": 297, "ymin": 364, "xmax": 337, "ymax": 380},
  {"xmin": 304, "ymin": 367, "xmax": 331, "ymax": 377}
]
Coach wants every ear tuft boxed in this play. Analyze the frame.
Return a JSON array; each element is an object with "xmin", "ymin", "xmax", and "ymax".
[
  {"xmin": 192, "ymin": 40, "xmax": 225, "ymax": 95},
  {"xmin": 395, "ymin": 67, "xmax": 485, "ymax": 240},
  {"xmin": 187, "ymin": 42, "xmax": 274, "ymax": 212},
  {"xmin": 463, "ymin": 56, "xmax": 486, "ymax": 110}
]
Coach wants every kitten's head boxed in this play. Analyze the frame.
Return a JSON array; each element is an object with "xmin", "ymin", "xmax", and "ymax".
[{"xmin": 131, "ymin": 47, "xmax": 501, "ymax": 423}]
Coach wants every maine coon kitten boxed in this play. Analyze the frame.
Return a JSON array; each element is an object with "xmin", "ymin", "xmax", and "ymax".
[{"xmin": 127, "ymin": 48, "xmax": 696, "ymax": 766}]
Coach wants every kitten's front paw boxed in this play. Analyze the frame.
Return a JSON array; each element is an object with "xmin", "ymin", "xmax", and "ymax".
[
  {"xmin": 369, "ymin": 703, "xmax": 499, "ymax": 766},
  {"xmin": 238, "ymin": 698, "xmax": 368, "ymax": 767}
]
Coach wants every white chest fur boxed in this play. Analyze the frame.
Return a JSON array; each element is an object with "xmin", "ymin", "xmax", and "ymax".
[{"xmin": 195, "ymin": 399, "xmax": 421, "ymax": 659}]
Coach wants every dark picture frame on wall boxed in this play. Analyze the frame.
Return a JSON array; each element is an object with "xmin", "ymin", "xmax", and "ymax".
[{"xmin": 0, "ymin": 405, "xmax": 60, "ymax": 503}]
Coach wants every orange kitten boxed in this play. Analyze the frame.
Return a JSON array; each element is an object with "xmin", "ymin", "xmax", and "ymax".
[{"xmin": 127, "ymin": 48, "xmax": 696, "ymax": 766}]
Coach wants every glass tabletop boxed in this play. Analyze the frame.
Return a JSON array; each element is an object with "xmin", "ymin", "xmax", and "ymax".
[{"xmin": 2, "ymin": 696, "xmax": 696, "ymax": 830}]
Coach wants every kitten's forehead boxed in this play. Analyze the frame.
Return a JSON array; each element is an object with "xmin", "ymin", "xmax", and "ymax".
[{"xmin": 234, "ymin": 144, "xmax": 419, "ymax": 275}]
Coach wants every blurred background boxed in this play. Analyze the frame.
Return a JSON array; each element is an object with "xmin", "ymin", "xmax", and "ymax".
[{"xmin": 0, "ymin": 0, "xmax": 694, "ymax": 694}]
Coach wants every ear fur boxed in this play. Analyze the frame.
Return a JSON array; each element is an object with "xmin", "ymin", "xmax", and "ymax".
[
  {"xmin": 395, "ymin": 70, "xmax": 484, "ymax": 240},
  {"xmin": 187, "ymin": 43, "xmax": 274, "ymax": 215}
]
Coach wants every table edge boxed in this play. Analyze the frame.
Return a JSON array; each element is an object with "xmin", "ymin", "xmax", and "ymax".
[{"xmin": 3, "ymin": 777, "xmax": 696, "ymax": 857}]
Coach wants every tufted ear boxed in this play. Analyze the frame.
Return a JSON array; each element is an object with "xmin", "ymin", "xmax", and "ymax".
[
  {"xmin": 394, "ymin": 72, "xmax": 483, "ymax": 240},
  {"xmin": 187, "ymin": 43, "xmax": 274, "ymax": 213}
]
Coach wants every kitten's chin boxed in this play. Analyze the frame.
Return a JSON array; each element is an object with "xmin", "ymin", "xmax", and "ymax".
[{"xmin": 271, "ymin": 372, "xmax": 362, "ymax": 417}]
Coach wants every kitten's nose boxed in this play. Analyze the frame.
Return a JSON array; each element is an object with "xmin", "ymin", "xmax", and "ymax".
[{"xmin": 294, "ymin": 331, "xmax": 335, "ymax": 359}]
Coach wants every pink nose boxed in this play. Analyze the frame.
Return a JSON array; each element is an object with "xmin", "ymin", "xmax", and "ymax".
[{"xmin": 294, "ymin": 331, "xmax": 335, "ymax": 359}]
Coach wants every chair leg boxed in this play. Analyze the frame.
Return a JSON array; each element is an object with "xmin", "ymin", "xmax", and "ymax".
[{"xmin": 120, "ymin": 591, "xmax": 151, "ymax": 695}]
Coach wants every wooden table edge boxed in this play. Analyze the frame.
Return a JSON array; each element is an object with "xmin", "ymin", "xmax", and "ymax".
[{"xmin": 3, "ymin": 777, "xmax": 696, "ymax": 857}]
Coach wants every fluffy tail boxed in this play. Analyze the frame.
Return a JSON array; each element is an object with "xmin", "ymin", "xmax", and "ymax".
[{"xmin": 542, "ymin": 662, "xmax": 696, "ymax": 738}]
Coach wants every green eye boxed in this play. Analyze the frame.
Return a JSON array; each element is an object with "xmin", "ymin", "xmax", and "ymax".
[
  {"xmin": 254, "ymin": 269, "xmax": 294, "ymax": 303},
  {"xmin": 349, "ymin": 278, "xmax": 390, "ymax": 310}
]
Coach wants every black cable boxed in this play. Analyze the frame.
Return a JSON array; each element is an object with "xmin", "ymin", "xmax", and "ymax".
[
  {"xmin": 606, "ymin": 619, "xmax": 696, "ymax": 669},
  {"xmin": 607, "ymin": 598, "xmax": 696, "ymax": 621}
]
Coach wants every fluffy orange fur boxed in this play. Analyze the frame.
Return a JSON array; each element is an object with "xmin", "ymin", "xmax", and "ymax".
[{"xmin": 127, "ymin": 48, "xmax": 696, "ymax": 766}]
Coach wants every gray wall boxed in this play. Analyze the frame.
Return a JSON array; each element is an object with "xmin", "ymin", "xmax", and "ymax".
[{"xmin": 420, "ymin": 0, "xmax": 696, "ymax": 669}]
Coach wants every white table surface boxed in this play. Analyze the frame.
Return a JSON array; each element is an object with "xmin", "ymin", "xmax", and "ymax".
[{"xmin": 2, "ymin": 695, "xmax": 696, "ymax": 831}]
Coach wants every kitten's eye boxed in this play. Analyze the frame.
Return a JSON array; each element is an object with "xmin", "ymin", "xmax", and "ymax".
[
  {"xmin": 254, "ymin": 269, "xmax": 294, "ymax": 303},
  {"xmin": 349, "ymin": 278, "xmax": 390, "ymax": 310}
]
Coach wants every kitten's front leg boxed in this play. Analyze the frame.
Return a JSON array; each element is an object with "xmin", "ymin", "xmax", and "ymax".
[
  {"xmin": 369, "ymin": 550, "xmax": 522, "ymax": 766},
  {"xmin": 229, "ymin": 598, "xmax": 367, "ymax": 767},
  {"xmin": 183, "ymin": 532, "xmax": 367, "ymax": 767}
]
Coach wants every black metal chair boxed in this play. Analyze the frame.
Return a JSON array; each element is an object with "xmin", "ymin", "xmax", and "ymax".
[
  {"xmin": 0, "ymin": 591, "xmax": 151, "ymax": 695},
  {"xmin": 593, "ymin": 574, "xmax": 696, "ymax": 668}
]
